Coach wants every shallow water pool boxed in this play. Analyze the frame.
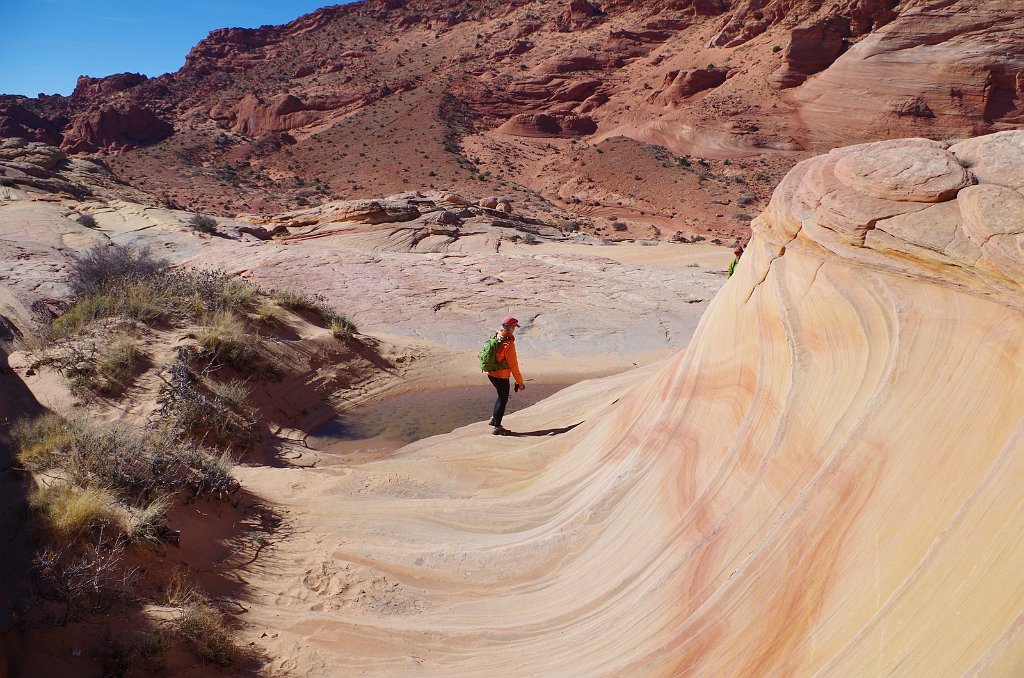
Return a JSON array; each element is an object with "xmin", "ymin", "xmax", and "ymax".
[{"xmin": 308, "ymin": 383, "xmax": 569, "ymax": 460}]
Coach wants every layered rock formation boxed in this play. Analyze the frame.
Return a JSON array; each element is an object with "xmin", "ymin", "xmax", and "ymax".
[
  {"xmin": 791, "ymin": 0, "xmax": 1024, "ymax": 147},
  {"xmin": 241, "ymin": 132, "xmax": 1024, "ymax": 675}
]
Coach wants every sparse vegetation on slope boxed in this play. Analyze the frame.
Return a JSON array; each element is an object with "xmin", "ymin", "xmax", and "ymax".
[{"xmin": 4, "ymin": 241, "xmax": 362, "ymax": 668}]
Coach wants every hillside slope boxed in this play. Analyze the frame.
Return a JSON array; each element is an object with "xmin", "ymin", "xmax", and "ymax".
[{"xmin": 2, "ymin": 0, "xmax": 1022, "ymax": 241}]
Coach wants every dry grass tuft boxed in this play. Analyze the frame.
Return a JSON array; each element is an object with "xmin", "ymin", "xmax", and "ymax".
[
  {"xmin": 330, "ymin": 316, "xmax": 358, "ymax": 339},
  {"xmin": 193, "ymin": 310, "xmax": 257, "ymax": 370},
  {"xmin": 209, "ymin": 379, "xmax": 251, "ymax": 408},
  {"xmin": 29, "ymin": 481, "xmax": 121, "ymax": 539},
  {"xmin": 272, "ymin": 288, "xmax": 358, "ymax": 337},
  {"xmin": 254, "ymin": 300, "xmax": 284, "ymax": 326},
  {"xmin": 93, "ymin": 334, "xmax": 143, "ymax": 393},
  {"xmin": 176, "ymin": 598, "xmax": 240, "ymax": 666},
  {"xmin": 11, "ymin": 412, "xmax": 72, "ymax": 470},
  {"xmin": 123, "ymin": 495, "xmax": 171, "ymax": 544}
]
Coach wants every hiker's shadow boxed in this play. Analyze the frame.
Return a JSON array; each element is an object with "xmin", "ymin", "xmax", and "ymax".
[{"xmin": 507, "ymin": 422, "xmax": 582, "ymax": 437}]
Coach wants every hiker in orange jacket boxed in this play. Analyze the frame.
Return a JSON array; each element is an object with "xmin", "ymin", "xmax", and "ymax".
[{"xmin": 487, "ymin": 316, "xmax": 525, "ymax": 435}]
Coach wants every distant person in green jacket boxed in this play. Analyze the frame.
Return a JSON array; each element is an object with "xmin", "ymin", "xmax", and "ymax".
[{"xmin": 728, "ymin": 245, "xmax": 744, "ymax": 277}]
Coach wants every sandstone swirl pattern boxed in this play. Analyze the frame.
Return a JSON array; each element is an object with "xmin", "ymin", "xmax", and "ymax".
[{"xmin": 261, "ymin": 132, "xmax": 1024, "ymax": 676}]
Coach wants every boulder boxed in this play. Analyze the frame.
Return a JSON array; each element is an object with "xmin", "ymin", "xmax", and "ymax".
[
  {"xmin": 61, "ymin": 105, "xmax": 173, "ymax": 153},
  {"xmin": 0, "ymin": 104, "xmax": 62, "ymax": 146},
  {"xmin": 554, "ymin": 0, "xmax": 604, "ymax": 32},
  {"xmin": 71, "ymin": 72, "xmax": 147, "ymax": 99},
  {"xmin": 435, "ymin": 210, "xmax": 462, "ymax": 225},
  {"xmin": 0, "ymin": 138, "xmax": 66, "ymax": 170},
  {"xmin": 653, "ymin": 68, "xmax": 729, "ymax": 103},
  {"xmin": 770, "ymin": 24, "xmax": 846, "ymax": 89},
  {"xmin": 496, "ymin": 113, "xmax": 596, "ymax": 138}
]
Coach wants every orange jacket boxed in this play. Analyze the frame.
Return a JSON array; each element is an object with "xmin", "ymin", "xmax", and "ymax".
[{"xmin": 487, "ymin": 330, "xmax": 524, "ymax": 386}]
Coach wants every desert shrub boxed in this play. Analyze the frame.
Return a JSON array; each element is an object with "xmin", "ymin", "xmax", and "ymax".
[
  {"xmin": 34, "ymin": 530, "xmax": 139, "ymax": 622},
  {"xmin": 187, "ymin": 214, "xmax": 218, "ymax": 234},
  {"xmin": 156, "ymin": 361, "xmax": 257, "ymax": 449},
  {"xmin": 51, "ymin": 294, "xmax": 114, "ymax": 337},
  {"xmin": 67, "ymin": 243, "xmax": 168, "ymax": 297},
  {"xmin": 74, "ymin": 213, "xmax": 97, "ymax": 228},
  {"xmin": 30, "ymin": 328, "xmax": 146, "ymax": 393},
  {"xmin": 54, "ymin": 269, "xmax": 260, "ymax": 340},
  {"xmin": 193, "ymin": 311, "xmax": 257, "ymax": 371},
  {"xmin": 14, "ymin": 413, "xmax": 238, "ymax": 501},
  {"xmin": 218, "ymin": 276, "xmax": 259, "ymax": 310},
  {"xmin": 176, "ymin": 598, "xmax": 239, "ymax": 666},
  {"xmin": 612, "ymin": 221, "xmax": 628, "ymax": 232},
  {"xmin": 95, "ymin": 631, "xmax": 169, "ymax": 678},
  {"xmin": 122, "ymin": 496, "xmax": 171, "ymax": 544},
  {"xmin": 92, "ymin": 334, "xmax": 143, "ymax": 393},
  {"xmin": 269, "ymin": 288, "xmax": 309, "ymax": 309}
]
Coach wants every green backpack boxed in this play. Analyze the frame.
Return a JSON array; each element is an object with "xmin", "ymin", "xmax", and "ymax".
[{"xmin": 479, "ymin": 333, "xmax": 510, "ymax": 372}]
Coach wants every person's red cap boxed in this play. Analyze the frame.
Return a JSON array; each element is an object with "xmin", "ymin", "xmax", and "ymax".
[{"xmin": 502, "ymin": 316, "xmax": 519, "ymax": 327}]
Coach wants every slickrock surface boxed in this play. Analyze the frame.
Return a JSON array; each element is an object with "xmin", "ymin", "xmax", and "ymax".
[
  {"xmin": 0, "ymin": 151, "xmax": 729, "ymax": 378},
  {"xmin": 232, "ymin": 131, "xmax": 1024, "ymax": 676},
  {"xmin": 175, "ymin": 191, "xmax": 727, "ymax": 363}
]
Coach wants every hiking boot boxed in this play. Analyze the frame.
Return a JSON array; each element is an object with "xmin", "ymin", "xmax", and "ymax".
[{"xmin": 491, "ymin": 426, "xmax": 510, "ymax": 436}]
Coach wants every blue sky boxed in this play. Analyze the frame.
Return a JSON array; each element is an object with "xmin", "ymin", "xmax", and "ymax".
[{"xmin": 1, "ymin": 1, "xmax": 356, "ymax": 97}]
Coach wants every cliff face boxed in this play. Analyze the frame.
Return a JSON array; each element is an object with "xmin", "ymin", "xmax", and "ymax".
[
  {"xmin": 790, "ymin": 0, "xmax": 1024, "ymax": 147},
  {"xmin": 234, "ymin": 131, "xmax": 1024, "ymax": 675},
  {"xmin": 0, "ymin": 0, "xmax": 1021, "ymax": 235}
]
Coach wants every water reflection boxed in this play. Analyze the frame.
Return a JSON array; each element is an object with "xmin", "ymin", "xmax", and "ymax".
[{"xmin": 308, "ymin": 383, "xmax": 568, "ymax": 458}]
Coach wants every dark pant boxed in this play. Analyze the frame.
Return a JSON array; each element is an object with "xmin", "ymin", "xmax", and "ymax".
[{"xmin": 488, "ymin": 375, "xmax": 510, "ymax": 427}]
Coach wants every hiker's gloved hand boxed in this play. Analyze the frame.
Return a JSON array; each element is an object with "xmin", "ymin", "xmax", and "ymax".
[{"xmin": 515, "ymin": 382, "xmax": 524, "ymax": 392}]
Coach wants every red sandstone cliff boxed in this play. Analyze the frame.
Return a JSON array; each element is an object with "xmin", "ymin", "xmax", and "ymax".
[{"xmin": 0, "ymin": 0, "xmax": 1020, "ymax": 233}]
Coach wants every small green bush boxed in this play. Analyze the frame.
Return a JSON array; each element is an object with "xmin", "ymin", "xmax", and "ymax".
[
  {"xmin": 188, "ymin": 214, "xmax": 218, "ymax": 234},
  {"xmin": 74, "ymin": 213, "xmax": 97, "ymax": 228}
]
